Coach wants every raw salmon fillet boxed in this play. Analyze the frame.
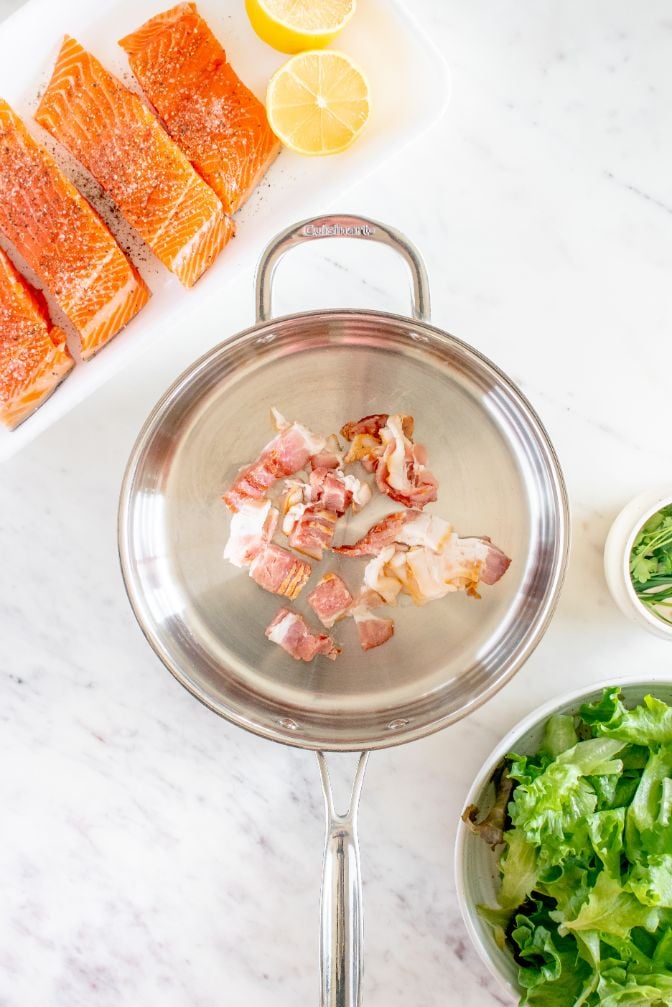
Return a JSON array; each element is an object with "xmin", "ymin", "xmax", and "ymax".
[
  {"xmin": 0, "ymin": 99, "xmax": 149, "ymax": 359},
  {"xmin": 0, "ymin": 247, "xmax": 73, "ymax": 430},
  {"xmin": 119, "ymin": 3, "xmax": 280, "ymax": 215},
  {"xmin": 36, "ymin": 37, "xmax": 233, "ymax": 288}
]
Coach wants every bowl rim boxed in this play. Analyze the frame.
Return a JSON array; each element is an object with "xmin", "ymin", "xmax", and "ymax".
[
  {"xmin": 454, "ymin": 673, "xmax": 672, "ymax": 998},
  {"xmin": 616, "ymin": 490, "xmax": 672, "ymax": 637}
]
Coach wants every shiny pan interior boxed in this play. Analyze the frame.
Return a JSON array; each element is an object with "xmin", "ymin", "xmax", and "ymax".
[{"xmin": 118, "ymin": 309, "xmax": 569, "ymax": 751}]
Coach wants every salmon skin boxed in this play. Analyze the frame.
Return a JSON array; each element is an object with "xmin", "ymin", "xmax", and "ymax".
[
  {"xmin": 36, "ymin": 37, "xmax": 233, "ymax": 289},
  {"xmin": 0, "ymin": 247, "xmax": 73, "ymax": 430},
  {"xmin": 119, "ymin": 3, "xmax": 280, "ymax": 215},
  {"xmin": 0, "ymin": 99, "xmax": 149, "ymax": 359}
]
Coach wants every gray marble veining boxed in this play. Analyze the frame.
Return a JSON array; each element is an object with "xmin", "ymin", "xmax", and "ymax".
[{"xmin": 2, "ymin": 1, "xmax": 672, "ymax": 1004}]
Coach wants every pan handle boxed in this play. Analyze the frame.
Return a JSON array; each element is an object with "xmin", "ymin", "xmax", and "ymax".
[
  {"xmin": 317, "ymin": 751, "xmax": 369, "ymax": 1007},
  {"xmin": 255, "ymin": 214, "xmax": 431, "ymax": 323}
]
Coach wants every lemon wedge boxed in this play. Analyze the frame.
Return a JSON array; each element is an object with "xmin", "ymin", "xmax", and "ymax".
[
  {"xmin": 266, "ymin": 50, "xmax": 370, "ymax": 156},
  {"xmin": 246, "ymin": 0, "xmax": 356, "ymax": 54}
]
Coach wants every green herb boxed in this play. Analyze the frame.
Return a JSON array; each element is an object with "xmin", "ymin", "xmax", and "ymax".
[
  {"xmin": 469, "ymin": 688, "xmax": 672, "ymax": 1006},
  {"xmin": 630, "ymin": 505, "xmax": 672, "ymax": 625}
]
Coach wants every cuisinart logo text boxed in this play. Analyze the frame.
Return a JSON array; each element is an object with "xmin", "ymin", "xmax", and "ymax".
[{"xmin": 302, "ymin": 223, "xmax": 375, "ymax": 237}]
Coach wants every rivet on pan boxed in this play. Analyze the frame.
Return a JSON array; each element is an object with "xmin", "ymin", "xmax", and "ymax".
[
  {"xmin": 256, "ymin": 333, "xmax": 276, "ymax": 345},
  {"xmin": 409, "ymin": 332, "xmax": 429, "ymax": 343},
  {"xmin": 277, "ymin": 717, "xmax": 299, "ymax": 731},
  {"xmin": 386, "ymin": 718, "xmax": 410, "ymax": 730}
]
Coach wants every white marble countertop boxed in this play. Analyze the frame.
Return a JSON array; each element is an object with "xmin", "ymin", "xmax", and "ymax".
[{"xmin": 2, "ymin": 1, "xmax": 672, "ymax": 1004}]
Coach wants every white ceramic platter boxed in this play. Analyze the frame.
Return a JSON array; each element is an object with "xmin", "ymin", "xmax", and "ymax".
[{"xmin": 0, "ymin": 0, "xmax": 449, "ymax": 461}]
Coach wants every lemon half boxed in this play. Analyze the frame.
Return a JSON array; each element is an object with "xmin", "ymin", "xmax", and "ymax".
[
  {"xmin": 266, "ymin": 50, "xmax": 370, "ymax": 156},
  {"xmin": 246, "ymin": 0, "xmax": 356, "ymax": 53}
]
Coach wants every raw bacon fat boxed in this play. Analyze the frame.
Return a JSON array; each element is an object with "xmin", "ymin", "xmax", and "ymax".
[
  {"xmin": 344, "ymin": 512, "xmax": 512, "ymax": 605},
  {"xmin": 341, "ymin": 412, "xmax": 437, "ymax": 509},
  {"xmin": 223, "ymin": 410, "xmax": 325, "ymax": 512},
  {"xmin": 265, "ymin": 609, "xmax": 340, "ymax": 662},
  {"xmin": 308, "ymin": 573, "xmax": 353, "ymax": 629},
  {"xmin": 221, "ymin": 406, "xmax": 511, "ymax": 661},
  {"xmin": 223, "ymin": 499, "xmax": 278, "ymax": 568},
  {"xmin": 288, "ymin": 506, "xmax": 338, "ymax": 561},
  {"xmin": 249, "ymin": 543, "xmax": 311, "ymax": 601},
  {"xmin": 350, "ymin": 590, "xmax": 394, "ymax": 652}
]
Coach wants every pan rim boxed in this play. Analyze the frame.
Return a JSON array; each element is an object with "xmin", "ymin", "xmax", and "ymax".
[{"xmin": 118, "ymin": 308, "xmax": 570, "ymax": 751}]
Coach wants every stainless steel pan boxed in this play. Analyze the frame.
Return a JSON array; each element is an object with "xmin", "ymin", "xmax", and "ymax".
[{"xmin": 118, "ymin": 214, "xmax": 569, "ymax": 1006}]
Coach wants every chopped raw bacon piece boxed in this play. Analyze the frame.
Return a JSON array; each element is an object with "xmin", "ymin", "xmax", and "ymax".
[
  {"xmin": 341, "ymin": 413, "xmax": 437, "ymax": 510},
  {"xmin": 342, "ymin": 511, "xmax": 511, "ymax": 604},
  {"xmin": 341, "ymin": 413, "xmax": 413, "ymax": 464},
  {"xmin": 350, "ymin": 591, "xmax": 394, "ymax": 651},
  {"xmin": 223, "ymin": 500, "xmax": 278, "ymax": 568},
  {"xmin": 223, "ymin": 411, "xmax": 325, "ymax": 511},
  {"xmin": 375, "ymin": 415, "xmax": 438, "ymax": 509},
  {"xmin": 334, "ymin": 511, "xmax": 415, "ymax": 556},
  {"xmin": 249, "ymin": 544, "xmax": 311, "ymax": 600},
  {"xmin": 289, "ymin": 506, "xmax": 338, "ymax": 561},
  {"xmin": 395, "ymin": 511, "xmax": 452, "ymax": 551},
  {"xmin": 364, "ymin": 534, "xmax": 511, "ymax": 605},
  {"xmin": 337, "ymin": 510, "xmax": 453, "ymax": 557},
  {"xmin": 308, "ymin": 467, "xmax": 371, "ymax": 515},
  {"xmin": 355, "ymin": 613, "xmax": 395, "ymax": 651},
  {"xmin": 464, "ymin": 537, "xmax": 512, "ymax": 585},
  {"xmin": 281, "ymin": 446, "xmax": 371, "ymax": 537},
  {"xmin": 265, "ymin": 608, "xmax": 340, "ymax": 662},
  {"xmin": 221, "ymin": 407, "xmax": 512, "ymax": 660},
  {"xmin": 282, "ymin": 469, "xmax": 371, "ymax": 555},
  {"xmin": 310, "ymin": 450, "xmax": 341, "ymax": 470},
  {"xmin": 310, "ymin": 433, "xmax": 343, "ymax": 470},
  {"xmin": 362, "ymin": 546, "xmax": 405, "ymax": 605},
  {"xmin": 309, "ymin": 467, "xmax": 350, "ymax": 515},
  {"xmin": 308, "ymin": 573, "xmax": 354, "ymax": 628},
  {"xmin": 341, "ymin": 413, "xmax": 411, "ymax": 441},
  {"xmin": 344, "ymin": 474, "xmax": 372, "ymax": 512},
  {"xmin": 224, "ymin": 456, "xmax": 278, "ymax": 509}
]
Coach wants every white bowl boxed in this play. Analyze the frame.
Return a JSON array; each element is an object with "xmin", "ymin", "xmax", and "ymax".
[
  {"xmin": 454, "ymin": 676, "xmax": 672, "ymax": 999},
  {"xmin": 604, "ymin": 486, "xmax": 672, "ymax": 641}
]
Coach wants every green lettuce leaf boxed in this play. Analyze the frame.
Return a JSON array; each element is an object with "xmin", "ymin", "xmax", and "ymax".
[
  {"xmin": 509, "ymin": 763, "xmax": 596, "ymax": 858},
  {"xmin": 543, "ymin": 714, "xmax": 579, "ymax": 758},
  {"xmin": 580, "ymin": 687, "xmax": 624, "ymax": 729},
  {"xmin": 627, "ymin": 856, "xmax": 672, "ymax": 908},
  {"xmin": 625, "ymin": 748, "xmax": 672, "ymax": 858},
  {"xmin": 555, "ymin": 738, "xmax": 626, "ymax": 775},
  {"xmin": 511, "ymin": 901, "xmax": 594, "ymax": 1007},
  {"xmin": 508, "ymin": 751, "xmax": 553, "ymax": 787},
  {"xmin": 560, "ymin": 873, "xmax": 660, "ymax": 939},
  {"xmin": 590, "ymin": 771, "xmax": 643, "ymax": 812},
  {"xmin": 513, "ymin": 917, "xmax": 564, "ymax": 988},
  {"xmin": 473, "ymin": 689, "xmax": 672, "ymax": 1007},
  {"xmin": 519, "ymin": 945, "xmax": 593, "ymax": 1007},
  {"xmin": 509, "ymin": 739, "xmax": 625, "ymax": 859},
  {"xmin": 499, "ymin": 828, "xmax": 539, "ymax": 910},
  {"xmin": 652, "ymin": 927, "xmax": 672, "ymax": 970},
  {"xmin": 582, "ymin": 692, "xmax": 672, "ymax": 748},
  {"xmin": 587, "ymin": 808, "xmax": 625, "ymax": 877},
  {"xmin": 597, "ymin": 972, "xmax": 672, "ymax": 1007},
  {"xmin": 539, "ymin": 859, "xmax": 592, "ymax": 919}
]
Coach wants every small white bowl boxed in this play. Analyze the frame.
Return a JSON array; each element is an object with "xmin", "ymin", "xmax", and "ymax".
[
  {"xmin": 454, "ymin": 677, "xmax": 672, "ymax": 999},
  {"xmin": 604, "ymin": 486, "xmax": 672, "ymax": 641}
]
